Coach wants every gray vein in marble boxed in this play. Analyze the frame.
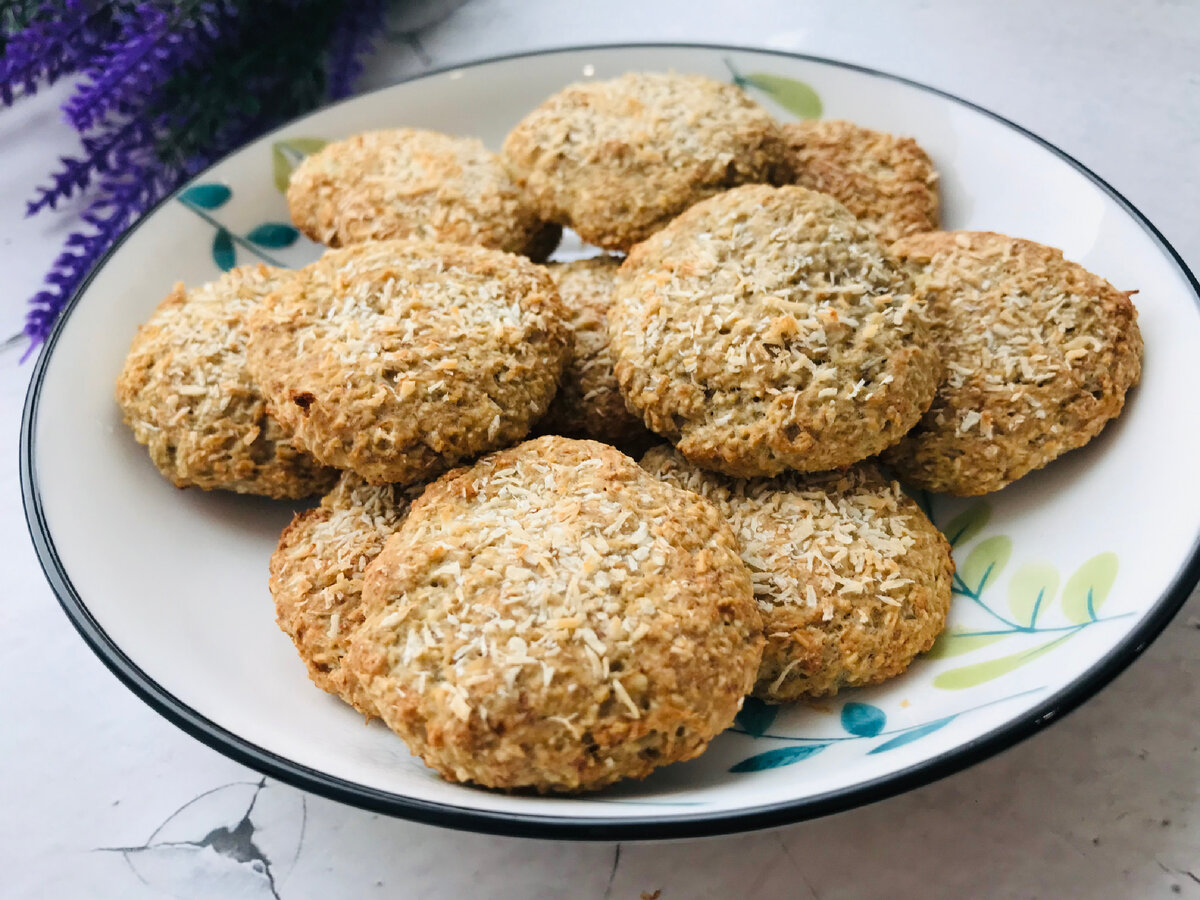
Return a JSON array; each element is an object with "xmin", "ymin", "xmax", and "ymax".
[{"xmin": 603, "ymin": 843, "xmax": 621, "ymax": 899}]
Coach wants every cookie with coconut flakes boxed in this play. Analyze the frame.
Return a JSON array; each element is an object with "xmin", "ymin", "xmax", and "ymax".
[
  {"xmin": 347, "ymin": 436, "xmax": 763, "ymax": 793},
  {"xmin": 883, "ymin": 231, "xmax": 1143, "ymax": 496},
  {"xmin": 608, "ymin": 184, "xmax": 940, "ymax": 478},
  {"xmin": 115, "ymin": 264, "xmax": 337, "ymax": 499},
  {"xmin": 642, "ymin": 445, "xmax": 953, "ymax": 700},
  {"xmin": 783, "ymin": 119, "xmax": 940, "ymax": 245},
  {"xmin": 270, "ymin": 472, "xmax": 425, "ymax": 716},
  {"xmin": 537, "ymin": 256, "xmax": 652, "ymax": 451},
  {"xmin": 246, "ymin": 240, "xmax": 572, "ymax": 486},
  {"xmin": 287, "ymin": 128, "xmax": 560, "ymax": 260},
  {"xmin": 503, "ymin": 72, "xmax": 792, "ymax": 251}
]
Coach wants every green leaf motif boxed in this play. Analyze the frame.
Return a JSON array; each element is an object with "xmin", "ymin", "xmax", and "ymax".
[
  {"xmin": 841, "ymin": 702, "xmax": 886, "ymax": 737},
  {"xmin": 247, "ymin": 222, "xmax": 300, "ymax": 248},
  {"xmin": 272, "ymin": 137, "xmax": 328, "ymax": 192},
  {"xmin": 180, "ymin": 183, "xmax": 231, "ymax": 209},
  {"xmin": 735, "ymin": 696, "xmax": 778, "ymax": 737},
  {"xmin": 212, "ymin": 228, "xmax": 235, "ymax": 271},
  {"xmin": 933, "ymin": 638, "xmax": 1066, "ymax": 690},
  {"xmin": 957, "ymin": 535, "xmax": 1013, "ymax": 596},
  {"xmin": 867, "ymin": 717, "xmax": 954, "ymax": 754},
  {"xmin": 1007, "ymin": 562, "xmax": 1060, "ymax": 628},
  {"xmin": 925, "ymin": 630, "xmax": 1007, "ymax": 659},
  {"xmin": 729, "ymin": 743, "xmax": 827, "ymax": 773},
  {"xmin": 1062, "ymin": 553, "xmax": 1119, "ymax": 624},
  {"xmin": 741, "ymin": 73, "xmax": 822, "ymax": 119},
  {"xmin": 942, "ymin": 502, "xmax": 991, "ymax": 548}
]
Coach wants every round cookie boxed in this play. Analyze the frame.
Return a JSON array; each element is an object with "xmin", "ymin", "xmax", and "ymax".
[
  {"xmin": 642, "ymin": 445, "xmax": 954, "ymax": 700},
  {"xmin": 883, "ymin": 231, "xmax": 1143, "ymax": 496},
  {"xmin": 269, "ymin": 472, "xmax": 424, "ymax": 716},
  {"xmin": 246, "ymin": 240, "xmax": 572, "ymax": 486},
  {"xmin": 783, "ymin": 119, "xmax": 940, "ymax": 246},
  {"xmin": 538, "ymin": 257, "xmax": 652, "ymax": 450},
  {"xmin": 348, "ymin": 436, "xmax": 763, "ymax": 792},
  {"xmin": 502, "ymin": 72, "xmax": 792, "ymax": 251},
  {"xmin": 115, "ymin": 264, "xmax": 337, "ymax": 499},
  {"xmin": 608, "ymin": 184, "xmax": 940, "ymax": 477},
  {"xmin": 287, "ymin": 128, "xmax": 560, "ymax": 259}
]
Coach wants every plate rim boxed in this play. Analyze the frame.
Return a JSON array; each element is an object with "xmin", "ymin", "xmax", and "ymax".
[{"xmin": 20, "ymin": 41, "xmax": 1200, "ymax": 841}]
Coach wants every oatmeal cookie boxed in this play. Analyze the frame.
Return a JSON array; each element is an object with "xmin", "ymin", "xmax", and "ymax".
[
  {"xmin": 287, "ymin": 128, "xmax": 559, "ymax": 259},
  {"xmin": 608, "ymin": 184, "xmax": 940, "ymax": 477},
  {"xmin": 348, "ymin": 436, "xmax": 763, "ymax": 792},
  {"xmin": 246, "ymin": 240, "xmax": 571, "ymax": 486},
  {"xmin": 503, "ymin": 72, "xmax": 791, "ymax": 250},
  {"xmin": 883, "ymin": 231, "xmax": 1143, "ymax": 495},
  {"xmin": 115, "ymin": 264, "xmax": 336, "ymax": 498},
  {"xmin": 537, "ymin": 256, "xmax": 650, "ymax": 449},
  {"xmin": 784, "ymin": 119, "xmax": 939, "ymax": 245},
  {"xmin": 269, "ymin": 472, "xmax": 423, "ymax": 715},
  {"xmin": 643, "ymin": 446, "xmax": 953, "ymax": 700}
]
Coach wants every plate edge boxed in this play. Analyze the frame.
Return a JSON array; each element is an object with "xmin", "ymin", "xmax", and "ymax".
[{"xmin": 19, "ymin": 41, "xmax": 1200, "ymax": 842}]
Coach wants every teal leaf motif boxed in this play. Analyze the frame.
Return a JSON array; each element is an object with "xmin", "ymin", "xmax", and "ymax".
[
  {"xmin": 841, "ymin": 702, "xmax": 886, "ymax": 738},
  {"xmin": 1062, "ymin": 553, "xmax": 1119, "ymax": 624},
  {"xmin": 868, "ymin": 717, "xmax": 955, "ymax": 754},
  {"xmin": 247, "ymin": 223, "xmax": 300, "ymax": 248},
  {"xmin": 729, "ymin": 744, "xmax": 828, "ymax": 773},
  {"xmin": 735, "ymin": 696, "xmax": 778, "ymax": 737},
  {"xmin": 181, "ymin": 183, "xmax": 231, "ymax": 209},
  {"xmin": 212, "ymin": 228, "xmax": 235, "ymax": 271},
  {"xmin": 956, "ymin": 535, "xmax": 1013, "ymax": 596},
  {"xmin": 942, "ymin": 502, "xmax": 991, "ymax": 548}
]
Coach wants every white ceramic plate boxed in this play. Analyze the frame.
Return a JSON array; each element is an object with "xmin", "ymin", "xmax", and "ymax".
[{"xmin": 22, "ymin": 44, "xmax": 1200, "ymax": 840}]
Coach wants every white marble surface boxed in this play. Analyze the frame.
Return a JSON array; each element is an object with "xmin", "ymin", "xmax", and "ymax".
[{"xmin": 3, "ymin": 2, "xmax": 1198, "ymax": 897}]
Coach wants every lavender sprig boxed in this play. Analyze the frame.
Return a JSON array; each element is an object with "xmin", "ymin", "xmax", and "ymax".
[
  {"xmin": 0, "ymin": 0, "xmax": 111, "ymax": 104},
  {"xmin": 326, "ymin": 0, "xmax": 389, "ymax": 100},
  {"xmin": 63, "ymin": 2, "xmax": 243, "ymax": 132},
  {"xmin": 4, "ymin": 0, "xmax": 395, "ymax": 354}
]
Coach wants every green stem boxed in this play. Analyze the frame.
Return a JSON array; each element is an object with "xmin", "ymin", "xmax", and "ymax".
[{"xmin": 952, "ymin": 611, "xmax": 1134, "ymax": 639}]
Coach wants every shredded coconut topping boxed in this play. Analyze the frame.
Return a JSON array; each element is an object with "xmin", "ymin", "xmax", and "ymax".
[
  {"xmin": 642, "ymin": 445, "xmax": 954, "ymax": 700},
  {"xmin": 287, "ymin": 128, "xmax": 557, "ymax": 257},
  {"xmin": 885, "ymin": 231, "xmax": 1143, "ymax": 494},
  {"xmin": 115, "ymin": 264, "xmax": 336, "ymax": 498},
  {"xmin": 269, "ymin": 471, "xmax": 423, "ymax": 715},
  {"xmin": 608, "ymin": 185, "xmax": 940, "ymax": 476},
  {"xmin": 246, "ymin": 240, "xmax": 572, "ymax": 485},
  {"xmin": 348, "ymin": 437, "xmax": 762, "ymax": 792}
]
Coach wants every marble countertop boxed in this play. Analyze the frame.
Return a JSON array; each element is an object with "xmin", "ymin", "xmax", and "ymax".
[{"xmin": 3, "ymin": 2, "xmax": 1198, "ymax": 897}]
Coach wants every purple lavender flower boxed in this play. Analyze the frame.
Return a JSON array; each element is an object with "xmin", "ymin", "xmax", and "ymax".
[
  {"xmin": 327, "ymin": 0, "xmax": 389, "ymax": 100},
  {"xmin": 3, "ymin": 0, "xmax": 393, "ymax": 352},
  {"xmin": 64, "ymin": 2, "xmax": 243, "ymax": 132}
]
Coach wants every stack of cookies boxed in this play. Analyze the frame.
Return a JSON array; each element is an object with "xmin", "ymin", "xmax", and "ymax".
[{"xmin": 116, "ymin": 71, "xmax": 1143, "ymax": 793}]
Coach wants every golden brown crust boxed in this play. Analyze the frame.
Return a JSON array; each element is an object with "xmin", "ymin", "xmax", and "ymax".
[
  {"xmin": 502, "ymin": 72, "xmax": 792, "ymax": 251},
  {"xmin": 608, "ymin": 184, "xmax": 940, "ymax": 477},
  {"xmin": 642, "ymin": 446, "xmax": 953, "ymax": 699},
  {"xmin": 347, "ymin": 436, "xmax": 763, "ymax": 792},
  {"xmin": 115, "ymin": 265, "xmax": 337, "ymax": 499},
  {"xmin": 883, "ymin": 231, "xmax": 1144, "ymax": 495},
  {"xmin": 538, "ymin": 257, "xmax": 651, "ymax": 449},
  {"xmin": 245, "ymin": 240, "xmax": 572, "ymax": 486},
  {"xmin": 784, "ymin": 120, "xmax": 939, "ymax": 245},
  {"xmin": 287, "ymin": 128, "xmax": 560, "ymax": 260},
  {"xmin": 269, "ymin": 472, "xmax": 424, "ymax": 716}
]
